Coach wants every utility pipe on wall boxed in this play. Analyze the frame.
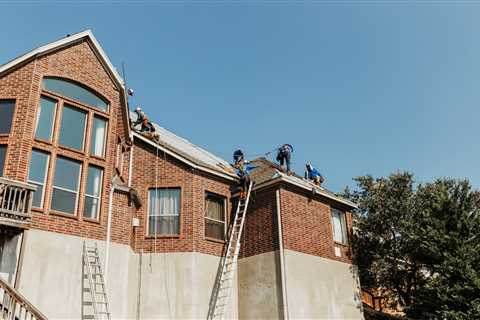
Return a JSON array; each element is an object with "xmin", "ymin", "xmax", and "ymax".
[
  {"xmin": 104, "ymin": 184, "xmax": 115, "ymax": 286},
  {"xmin": 128, "ymin": 145, "xmax": 134, "ymax": 188},
  {"xmin": 276, "ymin": 189, "xmax": 290, "ymax": 319}
]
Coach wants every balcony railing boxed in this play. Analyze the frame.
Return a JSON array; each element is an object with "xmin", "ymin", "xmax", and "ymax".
[
  {"xmin": 0, "ymin": 277, "xmax": 47, "ymax": 320},
  {"xmin": 0, "ymin": 177, "xmax": 36, "ymax": 228}
]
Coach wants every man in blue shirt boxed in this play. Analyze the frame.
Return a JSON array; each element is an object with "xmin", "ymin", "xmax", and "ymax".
[{"xmin": 305, "ymin": 163, "xmax": 324, "ymax": 186}]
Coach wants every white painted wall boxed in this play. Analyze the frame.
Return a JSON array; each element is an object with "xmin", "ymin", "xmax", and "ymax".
[{"xmin": 284, "ymin": 250, "xmax": 364, "ymax": 320}]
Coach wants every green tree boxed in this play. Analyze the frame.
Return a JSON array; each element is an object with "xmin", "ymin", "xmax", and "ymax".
[{"xmin": 344, "ymin": 173, "xmax": 480, "ymax": 319}]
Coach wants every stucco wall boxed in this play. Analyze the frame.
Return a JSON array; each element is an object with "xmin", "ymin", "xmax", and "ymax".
[
  {"xmin": 284, "ymin": 249, "xmax": 364, "ymax": 320},
  {"xmin": 237, "ymin": 250, "xmax": 283, "ymax": 320}
]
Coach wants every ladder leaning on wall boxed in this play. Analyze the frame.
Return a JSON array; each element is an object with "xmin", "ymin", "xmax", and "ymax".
[
  {"xmin": 82, "ymin": 242, "xmax": 111, "ymax": 320},
  {"xmin": 209, "ymin": 181, "xmax": 253, "ymax": 320}
]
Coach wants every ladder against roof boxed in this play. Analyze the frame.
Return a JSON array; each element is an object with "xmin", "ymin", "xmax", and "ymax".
[
  {"xmin": 0, "ymin": 277, "xmax": 47, "ymax": 320},
  {"xmin": 82, "ymin": 242, "xmax": 111, "ymax": 320},
  {"xmin": 208, "ymin": 182, "xmax": 253, "ymax": 320}
]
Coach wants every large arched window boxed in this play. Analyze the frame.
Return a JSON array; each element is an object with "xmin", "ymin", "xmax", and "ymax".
[{"xmin": 42, "ymin": 77, "xmax": 108, "ymax": 112}]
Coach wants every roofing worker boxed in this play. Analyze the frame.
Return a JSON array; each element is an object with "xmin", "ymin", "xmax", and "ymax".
[
  {"xmin": 305, "ymin": 163, "xmax": 324, "ymax": 186},
  {"xmin": 232, "ymin": 150, "xmax": 254, "ymax": 199},
  {"xmin": 133, "ymin": 107, "xmax": 156, "ymax": 133},
  {"xmin": 276, "ymin": 144, "xmax": 293, "ymax": 175}
]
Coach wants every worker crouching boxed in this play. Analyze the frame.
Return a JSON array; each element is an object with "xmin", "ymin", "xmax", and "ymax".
[{"xmin": 305, "ymin": 163, "xmax": 324, "ymax": 186}]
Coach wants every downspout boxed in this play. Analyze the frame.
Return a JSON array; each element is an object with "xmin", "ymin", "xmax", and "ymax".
[
  {"xmin": 276, "ymin": 189, "xmax": 289, "ymax": 319},
  {"xmin": 128, "ymin": 144, "xmax": 134, "ymax": 188},
  {"xmin": 104, "ymin": 184, "xmax": 115, "ymax": 286}
]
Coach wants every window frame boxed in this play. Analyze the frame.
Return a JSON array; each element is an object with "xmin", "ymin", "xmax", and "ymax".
[
  {"xmin": 90, "ymin": 115, "xmax": 108, "ymax": 159},
  {"xmin": 147, "ymin": 187, "xmax": 182, "ymax": 237},
  {"xmin": 58, "ymin": 102, "xmax": 88, "ymax": 153},
  {"xmin": 0, "ymin": 99, "xmax": 16, "ymax": 136},
  {"xmin": 0, "ymin": 145, "xmax": 7, "ymax": 177},
  {"xmin": 204, "ymin": 192, "xmax": 227, "ymax": 241},
  {"xmin": 83, "ymin": 165, "xmax": 104, "ymax": 221},
  {"xmin": 50, "ymin": 156, "xmax": 82, "ymax": 216},
  {"xmin": 331, "ymin": 208, "xmax": 349, "ymax": 245},
  {"xmin": 27, "ymin": 149, "xmax": 50, "ymax": 209},
  {"xmin": 34, "ymin": 95, "xmax": 58, "ymax": 143}
]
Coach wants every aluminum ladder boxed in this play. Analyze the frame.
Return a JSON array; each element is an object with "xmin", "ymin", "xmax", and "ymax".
[
  {"xmin": 209, "ymin": 181, "xmax": 253, "ymax": 320},
  {"xmin": 82, "ymin": 242, "xmax": 111, "ymax": 320}
]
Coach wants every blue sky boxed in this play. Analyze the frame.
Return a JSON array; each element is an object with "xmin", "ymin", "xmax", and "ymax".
[{"xmin": 1, "ymin": 2, "xmax": 478, "ymax": 192}]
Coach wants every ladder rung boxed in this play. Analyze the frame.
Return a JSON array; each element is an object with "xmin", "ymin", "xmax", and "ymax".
[{"xmin": 82, "ymin": 316, "xmax": 95, "ymax": 319}]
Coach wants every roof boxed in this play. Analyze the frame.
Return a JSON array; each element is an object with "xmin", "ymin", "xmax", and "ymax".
[
  {"xmin": 249, "ymin": 158, "xmax": 357, "ymax": 208},
  {"xmin": 0, "ymin": 29, "xmax": 132, "ymax": 141},
  {"xmin": 130, "ymin": 112, "xmax": 237, "ymax": 180}
]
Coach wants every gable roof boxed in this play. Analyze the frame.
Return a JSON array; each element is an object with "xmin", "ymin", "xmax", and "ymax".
[
  {"xmin": 249, "ymin": 158, "xmax": 357, "ymax": 209},
  {"xmin": 0, "ymin": 29, "xmax": 132, "ymax": 139},
  {"xmin": 130, "ymin": 112, "xmax": 237, "ymax": 181}
]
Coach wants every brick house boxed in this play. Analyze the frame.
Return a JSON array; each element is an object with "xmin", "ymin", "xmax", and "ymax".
[{"xmin": 0, "ymin": 30, "xmax": 364, "ymax": 319}]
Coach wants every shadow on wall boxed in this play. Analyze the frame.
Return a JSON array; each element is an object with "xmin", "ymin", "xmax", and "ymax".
[{"xmin": 349, "ymin": 264, "xmax": 365, "ymax": 316}]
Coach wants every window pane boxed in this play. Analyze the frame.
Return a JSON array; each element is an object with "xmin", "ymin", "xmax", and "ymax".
[
  {"xmin": 42, "ymin": 78, "xmax": 108, "ymax": 111},
  {"xmin": 84, "ymin": 196, "xmax": 99, "ymax": 219},
  {"xmin": 0, "ymin": 146, "xmax": 5, "ymax": 176},
  {"xmin": 332, "ymin": 209, "xmax": 347, "ymax": 244},
  {"xmin": 205, "ymin": 219, "xmax": 225, "ymax": 240},
  {"xmin": 149, "ymin": 189, "xmax": 180, "ymax": 217},
  {"xmin": 30, "ymin": 182, "xmax": 44, "ymax": 208},
  {"xmin": 0, "ymin": 100, "xmax": 15, "ymax": 134},
  {"xmin": 148, "ymin": 216, "xmax": 179, "ymax": 235},
  {"xmin": 90, "ymin": 117, "xmax": 107, "ymax": 157},
  {"xmin": 53, "ymin": 157, "xmax": 81, "ymax": 191},
  {"xmin": 59, "ymin": 104, "xmax": 86, "ymax": 151},
  {"xmin": 51, "ymin": 188, "xmax": 77, "ymax": 214},
  {"xmin": 86, "ymin": 166, "xmax": 103, "ymax": 197},
  {"xmin": 28, "ymin": 150, "xmax": 49, "ymax": 182},
  {"xmin": 205, "ymin": 194, "xmax": 225, "ymax": 221},
  {"xmin": 35, "ymin": 97, "xmax": 56, "ymax": 141}
]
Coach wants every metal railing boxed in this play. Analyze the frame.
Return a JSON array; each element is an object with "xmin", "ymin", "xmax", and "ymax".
[
  {"xmin": 0, "ymin": 277, "xmax": 47, "ymax": 320},
  {"xmin": 0, "ymin": 177, "xmax": 36, "ymax": 228}
]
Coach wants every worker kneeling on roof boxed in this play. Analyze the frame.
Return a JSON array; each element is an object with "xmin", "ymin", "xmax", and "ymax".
[
  {"xmin": 305, "ymin": 163, "xmax": 324, "ymax": 186},
  {"xmin": 132, "ymin": 107, "xmax": 160, "ymax": 142}
]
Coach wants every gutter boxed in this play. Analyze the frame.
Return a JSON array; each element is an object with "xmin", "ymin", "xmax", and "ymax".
[
  {"xmin": 276, "ymin": 189, "xmax": 289, "ymax": 319},
  {"xmin": 132, "ymin": 132, "xmax": 236, "ymax": 182}
]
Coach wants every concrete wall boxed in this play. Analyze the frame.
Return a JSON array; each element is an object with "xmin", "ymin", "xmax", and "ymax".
[
  {"xmin": 17, "ymin": 229, "xmax": 237, "ymax": 320},
  {"xmin": 238, "ymin": 251, "xmax": 283, "ymax": 320},
  {"xmin": 138, "ymin": 252, "xmax": 237, "ymax": 319},
  {"xmin": 284, "ymin": 250, "xmax": 364, "ymax": 320},
  {"xmin": 18, "ymin": 229, "xmax": 137, "ymax": 320}
]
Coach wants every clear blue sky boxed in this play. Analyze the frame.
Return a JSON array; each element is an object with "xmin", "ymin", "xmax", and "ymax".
[{"xmin": 1, "ymin": 2, "xmax": 478, "ymax": 192}]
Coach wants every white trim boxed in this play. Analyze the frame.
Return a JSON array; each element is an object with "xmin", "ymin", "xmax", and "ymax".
[
  {"xmin": 132, "ymin": 132, "xmax": 236, "ymax": 181},
  {"xmin": 276, "ymin": 189, "xmax": 289, "ymax": 319},
  {"xmin": 0, "ymin": 30, "xmax": 124, "ymax": 86}
]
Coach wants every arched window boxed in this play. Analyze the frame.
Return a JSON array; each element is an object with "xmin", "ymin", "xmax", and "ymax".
[{"xmin": 42, "ymin": 77, "xmax": 108, "ymax": 112}]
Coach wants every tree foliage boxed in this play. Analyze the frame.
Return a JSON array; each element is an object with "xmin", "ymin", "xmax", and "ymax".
[{"xmin": 344, "ymin": 173, "xmax": 480, "ymax": 319}]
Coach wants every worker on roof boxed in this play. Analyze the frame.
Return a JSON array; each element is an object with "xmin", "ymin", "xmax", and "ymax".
[
  {"xmin": 276, "ymin": 144, "xmax": 293, "ymax": 175},
  {"xmin": 305, "ymin": 163, "xmax": 324, "ymax": 186},
  {"xmin": 132, "ymin": 107, "xmax": 156, "ymax": 133},
  {"xmin": 232, "ymin": 150, "xmax": 254, "ymax": 199}
]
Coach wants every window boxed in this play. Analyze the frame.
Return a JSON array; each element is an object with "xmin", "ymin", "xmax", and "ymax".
[
  {"xmin": 59, "ymin": 104, "xmax": 87, "ymax": 151},
  {"xmin": 0, "ymin": 146, "xmax": 6, "ymax": 176},
  {"xmin": 51, "ymin": 157, "xmax": 81, "ymax": 214},
  {"xmin": 205, "ymin": 193, "xmax": 226, "ymax": 240},
  {"xmin": 28, "ymin": 150, "xmax": 49, "ymax": 208},
  {"xmin": 148, "ymin": 188, "xmax": 180, "ymax": 236},
  {"xmin": 90, "ymin": 116, "xmax": 107, "ymax": 157},
  {"xmin": 42, "ymin": 77, "xmax": 108, "ymax": 112},
  {"xmin": 0, "ymin": 100, "xmax": 15, "ymax": 134},
  {"xmin": 35, "ymin": 96, "xmax": 56, "ymax": 141},
  {"xmin": 84, "ymin": 166, "xmax": 103, "ymax": 219},
  {"xmin": 331, "ymin": 208, "xmax": 348, "ymax": 244}
]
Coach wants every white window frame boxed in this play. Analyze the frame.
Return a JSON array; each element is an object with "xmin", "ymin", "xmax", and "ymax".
[
  {"xmin": 51, "ymin": 157, "xmax": 82, "ymax": 215},
  {"xmin": 204, "ymin": 192, "xmax": 227, "ymax": 240},
  {"xmin": 27, "ymin": 150, "xmax": 50, "ymax": 208},
  {"xmin": 84, "ymin": 166, "xmax": 103, "ymax": 220},
  {"xmin": 331, "ymin": 208, "xmax": 348, "ymax": 245},
  {"xmin": 147, "ymin": 188, "xmax": 181, "ymax": 236}
]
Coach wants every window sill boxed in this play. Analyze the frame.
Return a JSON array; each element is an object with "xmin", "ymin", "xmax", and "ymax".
[
  {"xmin": 49, "ymin": 210, "xmax": 78, "ymax": 220},
  {"xmin": 31, "ymin": 207, "xmax": 45, "ymax": 214},
  {"xmin": 334, "ymin": 241, "xmax": 349, "ymax": 247},
  {"xmin": 205, "ymin": 237, "xmax": 226, "ymax": 244},
  {"xmin": 58, "ymin": 144, "xmax": 86, "ymax": 156},
  {"xmin": 83, "ymin": 217, "xmax": 100, "ymax": 224},
  {"xmin": 33, "ymin": 137, "xmax": 53, "ymax": 146},
  {"xmin": 90, "ymin": 154, "xmax": 107, "ymax": 162},
  {"xmin": 145, "ymin": 234, "xmax": 180, "ymax": 239}
]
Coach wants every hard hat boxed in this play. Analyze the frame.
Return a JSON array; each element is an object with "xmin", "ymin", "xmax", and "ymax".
[
  {"xmin": 128, "ymin": 88, "xmax": 134, "ymax": 96},
  {"xmin": 135, "ymin": 106, "xmax": 142, "ymax": 112}
]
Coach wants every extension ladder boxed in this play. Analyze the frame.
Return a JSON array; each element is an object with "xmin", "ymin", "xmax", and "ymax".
[
  {"xmin": 210, "ymin": 181, "xmax": 253, "ymax": 320},
  {"xmin": 82, "ymin": 242, "xmax": 111, "ymax": 320}
]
